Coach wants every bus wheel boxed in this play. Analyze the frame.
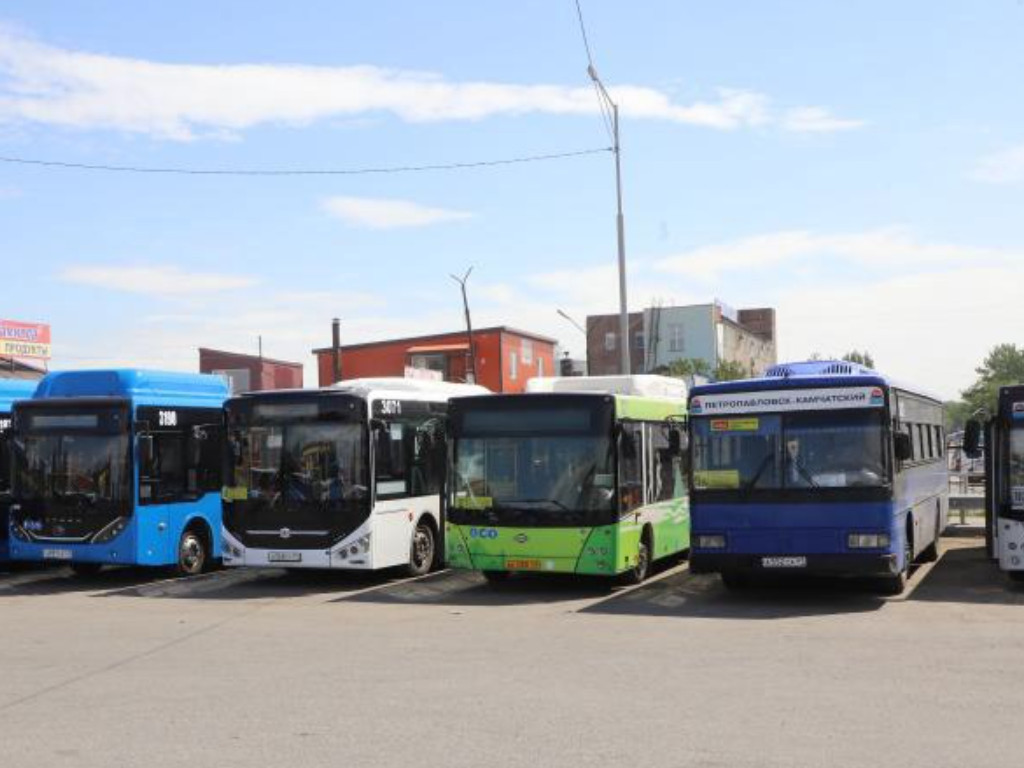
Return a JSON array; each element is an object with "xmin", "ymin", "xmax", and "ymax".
[
  {"xmin": 482, "ymin": 570, "xmax": 510, "ymax": 585},
  {"xmin": 879, "ymin": 535, "xmax": 912, "ymax": 596},
  {"xmin": 920, "ymin": 508, "xmax": 941, "ymax": 563},
  {"xmin": 176, "ymin": 528, "xmax": 208, "ymax": 577},
  {"xmin": 406, "ymin": 521, "xmax": 435, "ymax": 577},
  {"xmin": 1008, "ymin": 571, "xmax": 1024, "ymax": 585},
  {"xmin": 70, "ymin": 563, "xmax": 103, "ymax": 577},
  {"xmin": 622, "ymin": 533, "xmax": 651, "ymax": 585}
]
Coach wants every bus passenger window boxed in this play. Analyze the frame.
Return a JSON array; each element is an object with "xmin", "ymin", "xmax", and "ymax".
[{"xmin": 619, "ymin": 423, "xmax": 644, "ymax": 512}]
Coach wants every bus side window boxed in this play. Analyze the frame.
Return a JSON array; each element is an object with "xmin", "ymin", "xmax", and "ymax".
[
  {"xmin": 140, "ymin": 429, "xmax": 186, "ymax": 503},
  {"xmin": 649, "ymin": 424, "xmax": 681, "ymax": 502},
  {"xmin": 619, "ymin": 422, "xmax": 644, "ymax": 512},
  {"xmin": 375, "ymin": 416, "xmax": 409, "ymax": 499},
  {"xmin": 410, "ymin": 417, "xmax": 445, "ymax": 497}
]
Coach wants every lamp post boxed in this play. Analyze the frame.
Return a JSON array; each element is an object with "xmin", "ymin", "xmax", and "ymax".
[
  {"xmin": 587, "ymin": 64, "xmax": 631, "ymax": 376},
  {"xmin": 556, "ymin": 308, "xmax": 590, "ymax": 376},
  {"xmin": 450, "ymin": 268, "xmax": 477, "ymax": 384}
]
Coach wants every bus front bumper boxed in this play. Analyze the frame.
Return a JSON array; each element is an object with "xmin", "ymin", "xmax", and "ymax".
[{"xmin": 690, "ymin": 552, "xmax": 898, "ymax": 577}]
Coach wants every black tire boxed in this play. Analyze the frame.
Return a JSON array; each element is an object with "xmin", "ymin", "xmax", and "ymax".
[
  {"xmin": 879, "ymin": 534, "xmax": 912, "ymax": 596},
  {"xmin": 920, "ymin": 509, "xmax": 941, "ymax": 563},
  {"xmin": 70, "ymin": 563, "xmax": 103, "ymax": 577},
  {"xmin": 1008, "ymin": 570, "xmax": 1024, "ymax": 585},
  {"xmin": 720, "ymin": 571, "xmax": 751, "ymax": 591},
  {"xmin": 405, "ymin": 520, "xmax": 436, "ymax": 577},
  {"xmin": 621, "ymin": 533, "xmax": 651, "ymax": 586},
  {"xmin": 482, "ymin": 570, "xmax": 510, "ymax": 584},
  {"xmin": 176, "ymin": 527, "xmax": 209, "ymax": 576}
]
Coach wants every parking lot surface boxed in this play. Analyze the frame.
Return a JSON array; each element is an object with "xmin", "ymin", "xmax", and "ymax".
[{"xmin": 0, "ymin": 528, "xmax": 1020, "ymax": 768}]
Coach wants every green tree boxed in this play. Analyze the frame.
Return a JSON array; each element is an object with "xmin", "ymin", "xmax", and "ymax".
[
  {"xmin": 714, "ymin": 360, "xmax": 749, "ymax": 382},
  {"xmin": 663, "ymin": 358, "xmax": 712, "ymax": 379},
  {"xmin": 962, "ymin": 343, "xmax": 1024, "ymax": 416},
  {"xmin": 843, "ymin": 350, "xmax": 875, "ymax": 368},
  {"xmin": 944, "ymin": 400, "xmax": 972, "ymax": 432}
]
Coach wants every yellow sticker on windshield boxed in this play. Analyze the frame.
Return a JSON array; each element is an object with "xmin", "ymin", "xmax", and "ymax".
[
  {"xmin": 453, "ymin": 495, "xmax": 493, "ymax": 510},
  {"xmin": 710, "ymin": 418, "xmax": 760, "ymax": 432},
  {"xmin": 693, "ymin": 470, "xmax": 740, "ymax": 489},
  {"xmin": 222, "ymin": 486, "xmax": 248, "ymax": 501}
]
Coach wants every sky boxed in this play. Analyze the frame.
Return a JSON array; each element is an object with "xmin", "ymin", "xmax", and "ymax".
[{"xmin": 2, "ymin": 0, "xmax": 1023, "ymax": 399}]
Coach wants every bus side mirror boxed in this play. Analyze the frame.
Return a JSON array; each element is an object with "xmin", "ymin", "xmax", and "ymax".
[
  {"xmin": 894, "ymin": 431, "xmax": 912, "ymax": 462},
  {"xmin": 963, "ymin": 420, "xmax": 982, "ymax": 458},
  {"xmin": 138, "ymin": 434, "xmax": 155, "ymax": 473},
  {"xmin": 667, "ymin": 428, "xmax": 687, "ymax": 456}
]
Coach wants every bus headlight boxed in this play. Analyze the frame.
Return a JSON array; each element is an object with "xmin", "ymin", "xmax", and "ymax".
[
  {"xmin": 696, "ymin": 534, "xmax": 726, "ymax": 549},
  {"xmin": 848, "ymin": 533, "xmax": 890, "ymax": 549},
  {"xmin": 93, "ymin": 517, "xmax": 127, "ymax": 544}
]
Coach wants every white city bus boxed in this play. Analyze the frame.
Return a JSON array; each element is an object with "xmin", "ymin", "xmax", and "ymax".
[{"xmin": 221, "ymin": 378, "xmax": 488, "ymax": 574}]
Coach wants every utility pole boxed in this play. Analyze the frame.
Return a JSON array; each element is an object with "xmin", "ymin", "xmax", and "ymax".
[
  {"xmin": 450, "ymin": 268, "xmax": 477, "ymax": 384},
  {"xmin": 331, "ymin": 317, "xmax": 342, "ymax": 384}
]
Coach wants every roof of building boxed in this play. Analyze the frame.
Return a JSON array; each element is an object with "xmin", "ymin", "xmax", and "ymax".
[
  {"xmin": 312, "ymin": 326, "xmax": 557, "ymax": 354},
  {"xmin": 198, "ymin": 347, "xmax": 302, "ymax": 369},
  {"xmin": 31, "ymin": 369, "xmax": 229, "ymax": 408},
  {"xmin": 230, "ymin": 377, "xmax": 490, "ymax": 402}
]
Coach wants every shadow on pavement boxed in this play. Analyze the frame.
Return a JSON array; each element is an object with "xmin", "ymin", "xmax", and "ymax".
[
  {"xmin": 908, "ymin": 542, "xmax": 1024, "ymax": 606},
  {"xmin": 0, "ymin": 566, "xmax": 169, "ymax": 597},
  {"xmin": 336, "ymin": 559, "xmax": 686, "ymax": 608},
  {"xmin": 101, "ymin": 566, "xmax": 410, "ymax": 600},
  {"xmin": 579, "ymin": 568, "xmax": 888, "ymax": 620}
]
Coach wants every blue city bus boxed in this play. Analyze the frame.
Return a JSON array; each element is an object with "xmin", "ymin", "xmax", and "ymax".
[
  {"xmin": 1, "ymin": 378, "xmax": 39, "ymax": 565},
  {"xmin": 8, "ymin": 370, "xmax": 228, "ymax": 576},
  {"xmin": 688, "ymin": 360, "xmax": 948, "ymax": 594}
]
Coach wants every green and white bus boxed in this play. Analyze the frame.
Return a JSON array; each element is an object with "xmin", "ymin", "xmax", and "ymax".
[{"xmin": 446, "ymin": 376, "xmax": 689, "ymax": 584}]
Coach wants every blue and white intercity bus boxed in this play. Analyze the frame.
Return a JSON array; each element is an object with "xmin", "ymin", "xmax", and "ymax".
[
  {"xmin": 688, "ymin": 360, "xmax": 948, "ymax": 594},
  {"xmin": 1, "ymin": 378, "xmax": 39, "ymax": 565},
  {"xmin": 8, "ymin": 369, "xmax": 229, "ymax": 576},
  {"xmin": 966, "ymin": 385, "xmax": 1024, "ymax": 582}
]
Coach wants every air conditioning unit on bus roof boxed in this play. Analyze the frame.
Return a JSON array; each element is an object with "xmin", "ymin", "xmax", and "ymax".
[
  {"xmin": 764, "ymin": 360, "xmax": 877, "ymax": 379},
  {"xmin": 526, "ymin": 375, "xmax": 688, "ymax": 399}
]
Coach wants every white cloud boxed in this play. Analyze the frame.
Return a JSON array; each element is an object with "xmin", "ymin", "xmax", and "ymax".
[
  {"xmin": 321, "ymin": 196, "xmax": 473, "ymax": 229},
  {"xmin": 781, "ymin": 106, "xmax": 865, "ymax": 133},
  {"xmin": 0, "ymin": 29, "xmax": 860, "ymax": 139},
  {"xmin": 59, "ymin": 264, "xmax": 258, "ymax": 295},
  {"xmin": 654, "ymin": 228, "xmax": 1012, "ymax": 281},
  {"xmin": 973, "ymin": 144, "xmax": 1024, "ymax": 184}
]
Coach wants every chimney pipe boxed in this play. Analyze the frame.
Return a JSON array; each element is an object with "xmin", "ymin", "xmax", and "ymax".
[{"xmin": 331, "ymin": 318, "xmax": 342, "ymax": 383}]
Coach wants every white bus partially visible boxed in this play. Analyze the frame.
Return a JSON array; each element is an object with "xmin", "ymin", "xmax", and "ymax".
[{"xmin": 221, "ymin": 378, "xmax": 488, "ymax": 574}]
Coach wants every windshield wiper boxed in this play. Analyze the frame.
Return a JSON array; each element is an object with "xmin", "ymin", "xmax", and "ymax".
[{"xmin": 742, "ymin": 454, "xmax": 775, "ymax": 493}]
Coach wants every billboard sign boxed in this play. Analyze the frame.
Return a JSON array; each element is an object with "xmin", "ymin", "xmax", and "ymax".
[{"xmin": 0, "ymin": 320, "xmax": 51, "ymax": 360}]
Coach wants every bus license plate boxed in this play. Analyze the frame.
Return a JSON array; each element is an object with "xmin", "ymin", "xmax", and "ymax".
[
  {"xmin": 268, "ymin": 552, "xmax": 302, "ymax": 563},
  {"xmin": 42, "ymin": 548, "xmax": 73, "ymax": 561},
  {"xmin": 505, "ymin": 559, "xmax": 541, "ymax": 570},
  {"xmin": 761, "ymin": 556, "xmax": 807, "ymax": 569}
]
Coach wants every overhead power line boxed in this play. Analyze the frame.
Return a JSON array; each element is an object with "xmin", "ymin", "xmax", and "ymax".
[{"xmin": 0, "ymin": 146, "xmax": 612, "ymax": 177}]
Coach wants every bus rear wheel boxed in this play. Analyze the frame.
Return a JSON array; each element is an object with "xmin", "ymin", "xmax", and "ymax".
[
  {"xmin": 176, "ymin": 528, "xmax": 208, "ymax": 577},
  {"xmin": 406, "ymin": 521, "xmax": 436, "ymax": 577}
]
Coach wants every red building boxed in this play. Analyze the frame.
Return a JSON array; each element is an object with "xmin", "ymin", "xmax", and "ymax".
[
  {"xmin": 312, "ymin": 326, "xmax": 556, "ymax": 393},
  {"xmin": 199, "ymin": 348, "xmax": 303, "ymax": 393}
]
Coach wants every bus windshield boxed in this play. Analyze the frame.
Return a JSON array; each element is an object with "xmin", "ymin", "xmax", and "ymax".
[
  {"xmin": 232, "ymin": 421, "xmax": 368, "ymax": 504},
  {"xmin": 450, "ymin": 401, "xmax": 616, "ymax": 526},
  {"xmin": 693, "ymin": 409, "xmax": 887, "ymax": 492},
  {"xmin": 17, "ymin": 434, "xmax": 130, "ymax": 504}
]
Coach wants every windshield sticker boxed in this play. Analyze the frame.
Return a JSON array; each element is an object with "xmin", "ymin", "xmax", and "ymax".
[
  {"xmin": 693, "ymin": 469, "xmax": 740, "ymax": 489},
  {"xmin": 711, "ymin": 418, "xmax": 760, "ymax": 432},
  {"xmin": 222, "ymin": 486, "xmax": 249, "ymax": 501},
  {"xmin": 1013, "ymin": 403, "xmax": 1024, "ymax": 420},
  {"xmin": 692, "ymin": 386, "xmax": 884, "ymax": 416},
  {"xmin": 1012, "ymin": 487, "xmax": 1024, "ymax": 508},
  {"xmin": 453, "ymin": 495, "xmax": 493, "ymax": 510}
]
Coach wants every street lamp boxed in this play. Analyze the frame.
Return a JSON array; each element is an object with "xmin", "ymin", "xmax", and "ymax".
[
  {"xmin": 556, "ymin": 308, "xmax": 590, "ymax": 376},
  {"xmin": 587, "ymin": 64, "xmax": 631, "ymax": 376}
]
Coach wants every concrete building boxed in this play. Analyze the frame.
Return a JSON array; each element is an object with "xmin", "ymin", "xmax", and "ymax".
[
  {"xmin": 313, "ymin": 326, "xmax": 556, "ymax": 394},
  {"xmin": 199, "ymin": 348, "xmax": 303, "ymax": 394},
  {"xmin": 586, "ymin": 302, "xmax": 777, "ymax": 378}
]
